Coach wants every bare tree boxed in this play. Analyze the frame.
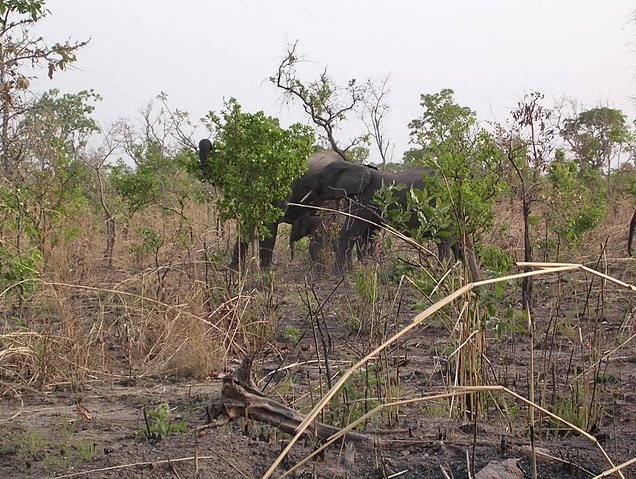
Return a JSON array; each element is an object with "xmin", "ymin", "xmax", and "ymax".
[
  {"xmin": 361, "ymin": 76, "xmax": 393, "ymax": 168},
  {"xmin": 271, "ymin": 42, "xmax": 369, "ymax": 160},
  {"xmin": 494, "ymin": 91, "xmax": 558, "ymax": 310},
  {"xmin": 79, "ymin": 121, "xmax": 127, "ymax": 267}
]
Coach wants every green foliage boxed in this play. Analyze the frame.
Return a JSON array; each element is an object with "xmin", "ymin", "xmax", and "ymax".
[
  {"xmin": 0, "ymin": 0, "xmax": 46, "ymax": 22},
  {"xmin": 129, "ymin": 226, "xmax": 163, "ymax": 262},
  {"xmin": 202, "ymin": 98, "xmax": 314, "ymax": 241},
  {"xmin": 109, "ymin": 142, "xmax": 200, "ymax": 214},
  {"xmin": 373, "ymin": 180, "xmax": 451, "ymax": 252},
  {"xmin": 0, "ymin": 245, "xmax": 42, "ymax": 303},
  {"xmin": 0, "ymin": 90, "xmax": 98, "ymax": 292},
  {"xmin": 561, "ymin": 107, "xmax": 632, "ymax": 171},
  {"xmin": 406, "ymin": 89, "xmax": 506, "ymax": 242},
  {"xmin": 484, "ymin": 304, "xmax": 526, "ymax": 341},
  {"xmin": 477, "ymin": 244, "xmax": 513, "ymax": 277},
  {"xmin": 20, "ymin": 89, "xmax": 100, "ymax": 154},
  {"xmin": 545, "ymin": 156, "xmax": 607, "ymax": 250},
  {"xmin": 17, "ymin": 430, "xmax": 44, "ymax": 459},
  {"xmin": 4, "ymin": 421, "xmax": 98, "ymax": 474},
  {"xmin": 354, "ymin": 264, "xmax": 379, "ymax": 303},
  {"xmin": 0, "ymin": 0, "xmax": 87, "ymax": 179},
  {"xmin": 346, "ymin": 145, "xmax": 371, "ymax": 164},
  {"xmin": 283, "ymin": 324, "xmax": 301, "ymax": 342},
  {"xmin": 141, "ymin": 404, "xmax": 187, "ymax": 442}
]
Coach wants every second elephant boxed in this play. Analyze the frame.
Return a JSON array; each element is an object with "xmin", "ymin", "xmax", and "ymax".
[{"xmin": 295, "ymin": 160, "xmax": 461, "ymax": 272}]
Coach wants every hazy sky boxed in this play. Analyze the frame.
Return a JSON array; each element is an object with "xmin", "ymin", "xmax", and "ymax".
[{"xmin": 31, "ymin": 1, "xmax": 636, "ymax": 160}]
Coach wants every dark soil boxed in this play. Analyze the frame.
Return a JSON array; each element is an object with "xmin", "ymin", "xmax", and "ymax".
[{"xmin": 1, "ymin": 248, "xmax": 636, "ymax": 479}]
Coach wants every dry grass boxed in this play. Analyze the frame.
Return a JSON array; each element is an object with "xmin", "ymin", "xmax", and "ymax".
[
  {"xmin": 2, "ymin": 192, "xmax": 636, "ymax": 478},
  {"xmin": 0, "ymin": 203, "xmax": 280, "ymax": 392}
]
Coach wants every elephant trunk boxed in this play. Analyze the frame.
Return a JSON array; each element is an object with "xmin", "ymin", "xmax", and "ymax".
[
  {"xmin": 198, "ymin": 139, "xmax": 212, "ymax": 175},
  {"xmin": 628, "ymin": 209, "xmax": 636, "ymax": 256}
]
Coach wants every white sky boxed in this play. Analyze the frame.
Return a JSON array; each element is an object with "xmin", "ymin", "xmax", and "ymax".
[{"xmin": 31, "ymin": 1, "xmax": 636, "ymax": 161}]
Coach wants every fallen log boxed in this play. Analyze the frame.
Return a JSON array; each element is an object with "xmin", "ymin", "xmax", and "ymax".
[{"xmin": 204, "ymin": 356, "xmax": 372, "ymax": 445}]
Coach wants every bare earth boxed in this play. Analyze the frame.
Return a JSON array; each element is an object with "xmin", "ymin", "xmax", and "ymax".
[{"xmin": 1, "ymin": 244, "xmax": 636, "ymax": 479}]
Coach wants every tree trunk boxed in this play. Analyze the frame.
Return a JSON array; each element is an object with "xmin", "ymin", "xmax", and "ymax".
[
  {"xmin": 522, "ymin": 197, "xmax": 533, "ymax": 311},
  {"xmin": 103, "ymin": 214, "xmax": 116, "ymax": 267}
]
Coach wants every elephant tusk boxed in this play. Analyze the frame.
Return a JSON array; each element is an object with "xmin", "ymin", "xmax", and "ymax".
[{"xmin": 300, "ymin": 191, "xmax": 314, "ymax": 203}]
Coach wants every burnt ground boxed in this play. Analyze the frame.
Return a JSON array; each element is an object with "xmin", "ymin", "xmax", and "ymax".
[{"xmin": 1, "ymin": 243, "xmax": 636, "ymax": 479}]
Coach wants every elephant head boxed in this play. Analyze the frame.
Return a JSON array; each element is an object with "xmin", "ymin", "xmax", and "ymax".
[
  {"xmin": 198, "ymin": 138, "xmax": 213, "ymax": 177},
  {"xmin": 297, "ymin": 160, "xmax": 372, "ymax": 205}
]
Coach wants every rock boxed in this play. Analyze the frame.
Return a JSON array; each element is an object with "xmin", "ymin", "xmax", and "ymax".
[{"xmin": 475, "ymin": 458, "xmax": 524, "ymax": 479}]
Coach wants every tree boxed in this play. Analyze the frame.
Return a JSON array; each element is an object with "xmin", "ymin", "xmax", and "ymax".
[
  {"xmin": 0, "ymin": 0, "xmax": 88, "ymax": 177},
  {"xmin": 494, "ymin": 91, "xmax": 558, "ymax": 310},
  {"xmin": 361, "ymin": 76, "xmax": 393, "ymax": 168},
  {"xmin": 561, "ymin": 107, "xmax": 631, "ymax": 174},
  {"xmin": 271, "ymin": 42, "xmax": 369, "ymax": 161},
  {"xmin": 202, "ymin": 98, "xmax": 314, "ymax": 262},
  {"xmin": 406, "ymin": 89, "xmax": 505, "ymax": 281},
  {"xmin": 544, "ymin": 152, "xmax": 606, "ymax": 257},
  {"xmin": 0, "ymin": 89, "xmax": 98, "ymax": 301},
  {"xmin": 106, "ymin": 100, "xmax": 202, "ymax": 272}
]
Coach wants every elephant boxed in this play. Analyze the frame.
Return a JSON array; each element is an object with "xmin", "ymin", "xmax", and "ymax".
[
  {"xmin": 294, "ymin": 159, "xmax": 461, "ymax": 272},
  {"xmin": 198, "ymin": 139, "xmax": 342, "ymax": 269},
  {"xmin": 628, "ymin": 210, "xmax": 636, "ymax": 256}
]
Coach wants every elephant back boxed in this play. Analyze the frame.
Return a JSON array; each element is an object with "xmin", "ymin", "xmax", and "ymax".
[
  {"xmin": 383, "ymin": 166, "xmax": 433, "ymax": 189},
  {"xmin": 306, "ymin": 150, "xmax": 343, "ymax": 175}
]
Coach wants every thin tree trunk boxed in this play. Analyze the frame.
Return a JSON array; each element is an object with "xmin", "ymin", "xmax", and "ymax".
[{"xmin": 522, "ymin": 197, "xmax": 533, "ymax": 310}]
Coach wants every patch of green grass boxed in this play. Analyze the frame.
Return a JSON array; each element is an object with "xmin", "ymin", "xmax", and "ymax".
[
  {"xmin": 140, "ymin": 404, "xmax": 188, "ymax": 442},
  {"xmin": 283, "ymin": 324, "xmax": 301, "ymax": 342},
  {"xmin": 1, "ymin": 421, "xmax": 98, "ymax": 475}
]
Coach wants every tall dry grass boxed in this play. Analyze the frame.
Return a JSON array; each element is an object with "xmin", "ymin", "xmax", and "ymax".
[{"xmin": 0, "ymin": 201, "xmax": 281, "ymax": 393}]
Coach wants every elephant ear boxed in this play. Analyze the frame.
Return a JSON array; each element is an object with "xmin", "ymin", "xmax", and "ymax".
[{"xmin": 328, "ymin": 163, "xmax": 371, "ymax": 199}]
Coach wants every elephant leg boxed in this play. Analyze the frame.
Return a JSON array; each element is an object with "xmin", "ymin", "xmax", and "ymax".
[
  {"xmin": 451, "ymin": 242, "xmax": 464, "ymax": 262},
  {"xmin": 629, "ymin": 209, "xmax": 636, "ymax": 256},
  {"xmin": 259, "ymin": 222, "xmax": 279, "ymax": 268},
  {"xmin": 309, "ymin": 232, "xmax": 327, "ymax": 272},
  {"xmin": 437, "ymin": 236, "xmax": 452, "ymax": 261},
  {"xmin": 289, "ymin": 213, "xmax": 316, "ymax": 261},
  {"xmin": 336, "ymin": 218, "xmax": 367, "ymax": 273},
  {"xmin": 355, "ymin": 225, "xmax": 378, "ymax": 261}
]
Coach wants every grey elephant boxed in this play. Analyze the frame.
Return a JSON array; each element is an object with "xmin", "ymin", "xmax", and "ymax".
[
  {"xmin": 295, "ymin": 159, "xmax": 461, "ymax": 272},
  {"xmin": 198, "ymin": 139, "xmax": 341, "ymax": 269}
]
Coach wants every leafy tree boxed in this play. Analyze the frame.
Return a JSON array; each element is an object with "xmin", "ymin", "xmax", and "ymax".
[
  {"xmin": 561, "ymin": 107, "xmax": 631, "ymax": 173},
  {"xmin": 103, "ymin": 98, "xmax": 201, "ymax": 272},
  {"xmin": 0, "ymin": 89, "xmax": 98, "ymax": 301},
  {"xmin": 202, "ymin": 98, "xmax": 314, "ymax": 259},
  {"xmin": 544, "ymin": 153, "xmax": 607, "ymax": 256},
  {"xmin": 19, "ymin": 89, "xmax": 101, "ymax": 158},
  {"xmin": 0, "ymin": 1, "xmax": 88, "ymax": 298},
  {"xmin": 10, "ymin": 90, "xmax": 98, "ymax": 248},
  {"xmin": 0, "ymin": 0, "xmax": 88, "ymax": 176},
  {"xmin": 405, "ymin": 89, "xmax": 505, "ymax": 281}
]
